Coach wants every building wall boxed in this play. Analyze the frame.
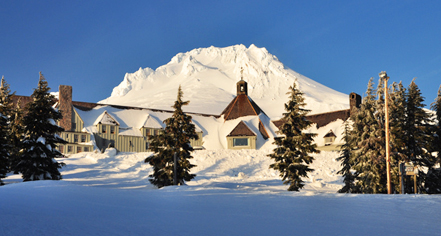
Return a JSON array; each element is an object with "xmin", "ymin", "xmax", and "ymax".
[
  {"xmin": 94, "ymin": 124, "xmax": 203, "ymax": 153},
  {"xmin": 58, "ymin": 143, "xmax": 93, "ymax": 154}
]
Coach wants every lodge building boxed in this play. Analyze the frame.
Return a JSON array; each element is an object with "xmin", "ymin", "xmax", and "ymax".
[{"xmin": 12, "ymin": 77, "xmax": 361, "ymax": 154}]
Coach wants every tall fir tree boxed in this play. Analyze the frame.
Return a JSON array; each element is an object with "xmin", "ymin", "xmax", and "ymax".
[
  {"xmin": 268, "ymin": 82, "xmax": 319, "ymax": 191},
  {"xmin": 402, "ymin": 79, "xmax": 432, "ymax": 193},
  {"xmin": 430, "ymin": 85, "xmax": 441, "ymax": 165},
  {"xmin": 388, "ymin": 82, "xmax": 408, "ymax": 192},
  {"xmin": 337, "ymin": 121, "xmax": 356, "ymax": 193},
  {"xmin": 352, "ymin": 78, "xmax": 387, "ymax": 193},
  {"xmin": 145, "ymin": 85, "xmax": 198, "ymax": 188},
  {"xmin": 16, "ymin": 73, "xmax": 66, "ymax": 181},
  {"xmin": 9, "ymin": 98, "xmax": 24, "ymax": 174},
  {"xmin": 425, "ymin": 85, "xmax": 441, "ymax": 193},
  {"xmin": 0, "ymin": 76, "xmax": 15, "ymax": 185}
]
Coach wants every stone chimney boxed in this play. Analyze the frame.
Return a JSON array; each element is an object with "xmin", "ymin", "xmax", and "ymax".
[
  {"xmin": 59, "ymin": 85, "xmax": 73, "ymax": 131},
  {"xmin": 349, "ymin": 92, "xmax": 361, "ymax": 115}
]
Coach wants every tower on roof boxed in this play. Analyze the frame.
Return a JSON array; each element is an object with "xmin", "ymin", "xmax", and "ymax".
[{"xmin": 237, "ymin": 67, "xmax": 247, "ymax": 95}]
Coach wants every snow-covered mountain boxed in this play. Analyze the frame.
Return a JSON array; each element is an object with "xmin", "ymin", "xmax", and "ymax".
[{"xmin": 100, "ymin": 44, "xmax": 349, "ymax": 118}]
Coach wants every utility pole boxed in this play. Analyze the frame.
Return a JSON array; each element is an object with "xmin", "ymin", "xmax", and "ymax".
[{"xmin": 379, "ymin": 71, "xmax": 392, "ymax": 194}]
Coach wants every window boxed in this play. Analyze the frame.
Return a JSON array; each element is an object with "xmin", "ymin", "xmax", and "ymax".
[
  {"xmin": 77, "ymin": 146, "xmax": 82, "ymax": 153},
  {"xmin": 74, "ymin": 134, "xmax": 78, "ymax": 143},
  {"xmin": 129, "ymin": 140, "xmax": 133, "ymax": 147},
  {"xmin": 154, "ymin": 129, "xmax": 159, "ymax": 136},
  {"xmin": 67, "ymin": 146, "xmax": 72, "ymax": 153},
  {"xmin": 81, "ymin": 135, "xmax": 86, "ymax": 143},
  {"xmin": 59, "ymin": 145, "xmax": 64, "ymax": 153},
  {"xmin": 72, "ymin": 123, "xmax": 77, "ymax": 130},
  {"xmin": 84, "ymin": 147, "xmax": 89, "ymax": 152},
  {"xmin": 233, "ymin": 138, "xmax": 249, "ymax": 147},
  {"xmin": 110, "ymin": 126, "xmax": 115, "ymax": 134},
  {"xmin": 66, "ymin": 134, "xmax": 69, "ymax": 139},
  {"xmin": 146, "ymin": 142, "xmax": 149, "ymax": 150},
  {"xmin": 102, "ymin": 125, "xmax": 106, "ymax": 133}
]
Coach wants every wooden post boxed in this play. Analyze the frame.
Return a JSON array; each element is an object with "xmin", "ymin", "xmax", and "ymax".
[
  {"xmin": 399, "ymin": 162, "xmax": 405, "ymax": 194},
  {"xmin": 414, "ymin": 175, "xmax": 417, "ymax": 194},
  {"xmin": 380, "ymin": 71, "xmax": 392, "ymax": 194},
  {"xmin": 173, "ymin": 152, "xmax": 178, "ymax": 186}
]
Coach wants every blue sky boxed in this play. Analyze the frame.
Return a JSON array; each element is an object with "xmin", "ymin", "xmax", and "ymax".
[{"xmin": 1, "ymin": 0, "xmax": 441, "ymax": 107}]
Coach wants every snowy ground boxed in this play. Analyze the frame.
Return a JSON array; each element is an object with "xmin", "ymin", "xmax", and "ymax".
[{"xmin": 2, "ymin": 149, "xmax": 441, "ymax": 235}]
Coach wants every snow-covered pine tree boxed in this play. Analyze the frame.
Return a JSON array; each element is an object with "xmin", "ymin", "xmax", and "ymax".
[
  {"xmin": 9, "ymin": 98, "xmax": 24, "ymax": 174},
  {"xmin": 268, "ymin": 82, "xmax": 319, "ymax": 191},
  {"xmin": 0, "ymin": 76, "xmax": 15, "ymax": 185},
  {"xmin": 337, "ymin": 121, "xmax": 356, "ymax": 193},
  {"xmin": 425, "ymin": 85, "xmax": 441, "ymax": 193},
  {"xmin": 388, "ymin": 82, "xmax": 408, "ymax": 192},
  {"xmin": 145, "ymin": 85, "xmax": 198, "ymax": 188},
  {"xmin": 352, "ymin": 78, "xmax": 387, "ymax": 193},
  {"xmin": 403, "ymin": 79, "xmax": 432, "ymax": 193},
  {"xmin": 16, "ymin": 73, "xmax": 66, "ymax": 181}
]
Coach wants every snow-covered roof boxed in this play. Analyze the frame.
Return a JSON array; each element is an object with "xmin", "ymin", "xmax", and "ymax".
[
  {"xmin": 141, "ymin": 114, "xmax": 165, "ymax": 129},
  {"xmin": 75, "ymin": 105, "xmax": 206, "ymax": 138},
  {"xmin": 93, "ymin": 111, "xmax": 120, "ymax": 126}
]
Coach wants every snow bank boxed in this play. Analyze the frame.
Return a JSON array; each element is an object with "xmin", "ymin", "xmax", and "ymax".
[{"xmin": 3, "ymin": 149, "xmax": 441, "ymax": 235}]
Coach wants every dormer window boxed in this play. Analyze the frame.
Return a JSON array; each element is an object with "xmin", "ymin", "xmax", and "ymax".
[
  {"xmin": 240, "ymin": 85, "xmax": 244, "ymax": 92},
  {"xmin": 102, "ymin": 125, "xmax": 106, "ymax": 133},
  {"xmin": 110, "ymin": 126, "xmax": 115, "ymax": 134}
]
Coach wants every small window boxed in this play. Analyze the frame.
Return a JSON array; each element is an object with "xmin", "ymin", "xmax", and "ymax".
[
  {"xmin": 72, "ymin": 123, "xmax": 77, "ymax": 130},
  {"xmin": 66, "ymin": 134, "xmax": 69, "ymax": 139},
  {"xmin": 154, "ymin": 129, "xmax": 159, "ymax": 136},
  {"xmin": 59, "ymin": 145, "xmax": 64, "ymax": 153},
  {"xmin": 67, "ymin": 146, "xmax": 72, "ymax": 153},
  {"xmin": 74, "ymin": 134, "xmax": 78, "ymax": 143},
  {"xmin": 77, "ymin": 147, "xmax": 82, "ymax": 153},
  {"xmin": 110, "ymin": 126, "xmax": 115, "ymax": 134},
  {"xmin": 233, "ymin": 138, "xmax": 249, "ymax": 146},
  {"xmin": 129, "ymin": 140, "xmax": 133, "ymax": 147},
  {"xmin": 102, "ymin": 125, "xmax": 106, "ymax": 133},
  {"xmin": 81, "ymin": 135, "xmax": 86, "ymax": 143},
  {"xmin": 84, "ymin": 147, "xmax": 89, "ymax": 152},
  {"xmin": 146, "ymin": 142, "xmax": 149, "ymax": 150}
]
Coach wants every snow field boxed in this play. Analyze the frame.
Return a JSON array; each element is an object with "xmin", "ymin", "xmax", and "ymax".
[{"xmin": 2, "ymin": 149, "xmax": 441, "ymax": 235}]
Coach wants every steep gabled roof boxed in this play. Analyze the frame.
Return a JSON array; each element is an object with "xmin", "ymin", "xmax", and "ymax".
[
  {"xmin": 324, "ymin": 130, "xmax": 336, "ymax": 138},
  {"xmin": 93, "ymin": 111, "xmax": 120, "ymax": 126},
  {"xmin": 221, "ymin": 94, "xmax": 265, "ymax": 121},
  {"xmin": 141, "ymin": 114, "xmax": 165, "ymax": 129},
  {"xmin": 227, "ymin": 121, "xmax": 256, "ymax": 137}
]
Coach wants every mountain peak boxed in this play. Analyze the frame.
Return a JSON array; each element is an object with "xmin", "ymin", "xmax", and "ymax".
[{"xmin": 100, "ymin": 44, "xmax": 349, "ymax": 118}]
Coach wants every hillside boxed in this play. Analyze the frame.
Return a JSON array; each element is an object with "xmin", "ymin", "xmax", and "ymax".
[{"xmin": 100, "ymin": 44, "xmax": 349, "ymax": 118}]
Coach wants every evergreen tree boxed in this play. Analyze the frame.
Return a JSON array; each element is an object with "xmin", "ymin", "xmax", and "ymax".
[
  {"xmin": 352, "ymin": 78, "xmax": 387, "ymax": 193},
  {"xmin": 430, "ymin": 85, "xmax": 441, "ymax": 165},
  {"xmin": 402, "ymin": 79, "xmax": 432, "ymax": 193},
  {"xmin": 425, "ymin": 85, "xmax": 441, "ymax": 193},
  {"xmin": 16, "ymin": 73, "xmax": 66, "ymax": 181},
  {"xmin": 9, "ymin": 98, "xmax": 25, "ymax": 174},
  {"xmin": 268, "ymin": 82, "xmax": 319, "ymax": 191},
  {"xmin": 145, "ymin": 85, "xmax": 198, "ymax": 188},
  {"xmin": 337, "ymin": 121, "xmax": 356, "ymax": 193},
  {"xmin": 0, "ymin": 76, "xmax": 15, "ymax": 185},
  {"xmin": 388, "ymin": 82, "xmax": 408, "ymax": 192}
]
